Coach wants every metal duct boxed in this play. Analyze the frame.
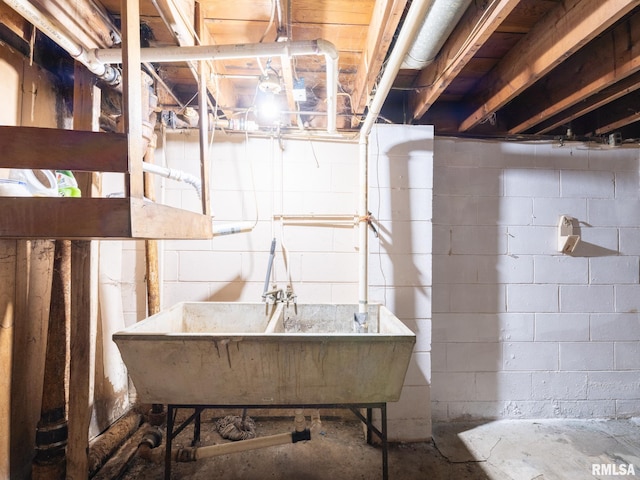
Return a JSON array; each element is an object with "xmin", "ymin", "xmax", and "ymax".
[{"xmin": 401, "ymin": 0, "xmax": 472, "ymax": 70}]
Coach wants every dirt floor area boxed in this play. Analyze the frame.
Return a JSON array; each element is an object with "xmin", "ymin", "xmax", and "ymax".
[{"xmin": 111, "ymin": 409, "xmax": 486, "ymax": 480}]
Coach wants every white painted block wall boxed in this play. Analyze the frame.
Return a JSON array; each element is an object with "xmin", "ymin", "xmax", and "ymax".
[
  {"xmin": 124, "ymin": 125, "xmax": 434, "ymax": 441},
  {"xmin": 368, "ymin": 125, "xmax": 433, "ymax": 439},
  {"xmin": 432, "ymin": 138, "xmax": 640, "ymax": 420}
]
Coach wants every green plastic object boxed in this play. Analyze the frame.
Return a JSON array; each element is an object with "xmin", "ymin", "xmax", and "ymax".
[{"xmin": 56, "ymin": 170, "xmax": 81, "ymax": 197}]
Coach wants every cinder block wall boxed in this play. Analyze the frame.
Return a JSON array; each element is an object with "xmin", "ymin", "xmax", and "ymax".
[
  {"xmin": 145, "ymin": 125, "xmax": 433, "ymax": 441},
  {"xmin": 432, "ymin": 138, "xmax": 640, "ymax": 420},
  {"xmin": 369, "ymin": 125, "xmax": 433, "ymax": 440}
]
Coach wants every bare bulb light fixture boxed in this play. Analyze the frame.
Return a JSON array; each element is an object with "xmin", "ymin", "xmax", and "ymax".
[{"xmin": 257, "ymin": 62, "xmax": 282, "ymax": 123}]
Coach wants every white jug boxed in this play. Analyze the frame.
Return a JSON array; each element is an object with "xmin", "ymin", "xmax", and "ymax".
[
  {"xmin": 10, "ymin": 169, "xmax": 58, "ymax": 197},
  {"xmin": 0, "ymin": 179, "xmax": 31, "ymax": 196}
]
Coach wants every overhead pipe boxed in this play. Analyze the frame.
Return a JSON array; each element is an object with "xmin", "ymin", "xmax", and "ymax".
[
  {"xmin": 357, "ymin": 0, "xmax": 443, "ymax": 314},
  {"xmin": 90, "ymin": 39, "xmax": 339, "ymax": 133},
  {"xmin": 2, "ymin": 0, "xmax": 120, "ymax": 84},
  {"xmin": 401, "ymin": 0, "xmax": 472, "ymax": 69}
]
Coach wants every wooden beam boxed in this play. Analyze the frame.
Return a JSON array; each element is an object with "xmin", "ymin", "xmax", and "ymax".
[
  {"xmin": 122, "ymin": 0, "xmax": 144, "ymax": 200},
  {"xmin": 29, "ymin": 0, "xmax": 115, "ymax": 48},
  {"xmin": 202, "ymin": 20, "xmax": 239, "ymax": 120},
  {"xmin": 0, "ymin": 2, "xmax": 30, "ymax": 40},
  {"xmin": 0, "ymin": 197, "xmax": 213, "ymax": 239},
  {"xmin": 0, "ymin": 127, "xmax": 128, "ymax": 172},
  {"xmin": 591, "ymin": 89, "xmax": 640, "ymax": 134},
  {"xmin": 150, "ymin": 0, "xmax": 195, "ymax": 46},
  {"xmin": 506, "ymin": 11, "xmax": 640, "ymax": 134},
  {"xmin": 410, "ymin": 0, "xmax": 521, "ymax": 121},
  {"xmin": 350, "ymin": 0, "xmax": 407, "ymax": 124},
  {"xmin": 280, "ymin": 56, "xmax": 300, "ymax": 126},
  {"xmin": 458, "ymin": 0, "xmax": 639, "ymax": 132},
  {"xmin": 596, "ymin": 111, "xmax": 640, "ymax": 134},
  {"xmin": 536, "ymin": 71, "xmax": 640, "ymax": 135}
]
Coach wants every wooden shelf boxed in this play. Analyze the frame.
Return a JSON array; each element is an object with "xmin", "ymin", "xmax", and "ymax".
[
  {"xmin": 0, "ymin": 197, "xmax": 212, "ymax": 239},
  {"xmin": 0, "ymin": 126, "xmax": 213, "ymax": 239}
]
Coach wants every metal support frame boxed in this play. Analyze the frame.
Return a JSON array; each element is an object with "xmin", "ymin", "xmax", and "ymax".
[{"xmin": 165, "ymin": 403, "xmax": 388, "ymax": 480}]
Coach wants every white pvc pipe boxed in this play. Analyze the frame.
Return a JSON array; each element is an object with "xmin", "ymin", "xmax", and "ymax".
[
  {"xmin": 357, "ymin": 0, "xmax": 436, "ymax": 313},
  {"xmin": 98, "ymin": 241, "xmax": 129, "ymax": 395},
  {"xmin": 91, "ymin": 39, "xmax": 339, "ymax": 133},
  {"xmin": 3, "ymin": 0, "xmax": 120, "ymax": 83},
  {"xmin": 212, "ymin": 222, "xmax": 255, "ymax": 237},
  {"xmin": 142, "ymin": 162, "xmax": 202, "ymax": 198}
]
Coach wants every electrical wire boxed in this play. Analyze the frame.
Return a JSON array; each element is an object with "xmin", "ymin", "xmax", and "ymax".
[
  {"xmin": 372, "ymin": 127, "xmax": 388, "ymax": 306},
  {"xmin": 259, "ymin": 0, "xmax": 277, "ymax": 43}
]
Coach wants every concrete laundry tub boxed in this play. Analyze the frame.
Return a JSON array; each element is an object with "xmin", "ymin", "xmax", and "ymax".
[{"xmin": 113, "ymin": 302, "xmax": 415, "ymax": 405}]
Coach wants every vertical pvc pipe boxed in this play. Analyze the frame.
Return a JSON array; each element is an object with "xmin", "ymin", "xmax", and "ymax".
[
  {"xmin": 358, "ymin": 135, "xmax": 368, "ymax": 314},
  {"xmin": 357, "ymin": 0, "xmax": 434, "ymax": 312}
]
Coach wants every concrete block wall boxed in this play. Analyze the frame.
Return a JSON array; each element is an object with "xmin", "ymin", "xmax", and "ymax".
[
  {"xmin": 368, "ymin": 125, "xmax": 433, "ymax": 440},
  {"xmin": 432, "ymin": 137, "xmax": 640, "ymax": 420},
  {"xmin": 142, "ymin": 126, "xmax": 433, "ymax": 440},
  {"xmin": 158, "ymin": 129, "xmax": 362, "ymax": 305}
]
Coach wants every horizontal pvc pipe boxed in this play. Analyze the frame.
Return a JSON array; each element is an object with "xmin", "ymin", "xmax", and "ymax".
[
  {"xmin": 142, "ymin": 162, "xmax": 202, "ymax": 198},
  {"xmin": 92, "ymin": 39, "xmax": 338, "ymax": 133},
  {"xmin": 212, "ymin": 222, "xmax": 255, "ymax": 237}
]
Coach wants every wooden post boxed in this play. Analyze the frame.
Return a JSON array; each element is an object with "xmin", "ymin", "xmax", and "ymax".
[
  {"xmin": 144, "ymin": 133, "xmax": 161, "ymax": 317},
  {"xmin": 11, "ymin": 240, "xmax": 54, "ymax": 479},
  {"xmin": 0, "ymin": 240, "xmax": 16, "ymax": 479},
  {"xmin": 66, "ymin": 239, "xmax": 97, "ymax": 480},
  {"xmin": 32, "ymin": 240, "xmax": 70, "ymax": 480},
  {"xmin": 66, "ymin": 63, "xmax": 100, "ymax": 480}
]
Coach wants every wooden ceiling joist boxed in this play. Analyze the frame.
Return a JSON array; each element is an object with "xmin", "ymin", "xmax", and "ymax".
[
  {"xmin": 590, "ymin": 89, "xmax": 640, "ymax": 135},
  {"xmin": 458, "ymin": 0, "xmax": 639, "ymax": 133},
  {"xmin": 409, "ymin": 0, "xmax": 521, "ymax": 121},
  {"xmin": 506, "ymin": 11, "xmax": 640, "ymax": 134},
  {"xmin": 350, "ymin": 0, "xmax": 407, "ymax": 123},
  {"xmin": 535, "ymin": 71, "xmax": 640, "ymax": 135}
]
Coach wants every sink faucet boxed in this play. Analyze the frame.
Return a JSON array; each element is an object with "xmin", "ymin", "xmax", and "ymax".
[
  {"xmin": 262, "ymin": 284, "xmax": 297, "ymax": 307},
  {"xmin": 354, "ymin": 312, "xmax": 368, "ymax": 333}
]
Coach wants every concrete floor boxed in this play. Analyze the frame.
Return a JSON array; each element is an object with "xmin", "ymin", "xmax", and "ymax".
[{"xmin": 112, "ymin": 411, "xmax": 640, "ymax": 479}]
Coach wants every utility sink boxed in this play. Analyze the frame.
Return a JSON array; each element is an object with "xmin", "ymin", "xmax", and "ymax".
[{"xmin": 113, "ymin": 302, "xmax": 415, "ymax": 405}]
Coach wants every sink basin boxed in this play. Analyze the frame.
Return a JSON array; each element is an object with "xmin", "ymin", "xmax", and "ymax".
[{"xmin": 113, "ymin": 302, "xmax": 415, "ymax": 405}]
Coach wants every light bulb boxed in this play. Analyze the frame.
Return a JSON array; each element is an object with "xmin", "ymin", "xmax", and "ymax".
[{"xmin": 258, "ymin": 93, "xmax": 280, "ymax": 122}]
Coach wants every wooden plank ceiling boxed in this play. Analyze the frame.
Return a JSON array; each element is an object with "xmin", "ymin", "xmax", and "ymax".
[{"xmin": 2, "ymin": 0, "xmax": 640, "ymax": 140}]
